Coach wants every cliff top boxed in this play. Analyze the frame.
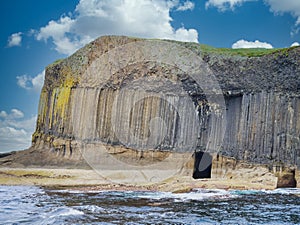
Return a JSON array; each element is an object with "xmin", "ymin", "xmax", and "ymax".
[{"xmin": 45, "ymin": 35, "xmax": 300, "ymax": 95}]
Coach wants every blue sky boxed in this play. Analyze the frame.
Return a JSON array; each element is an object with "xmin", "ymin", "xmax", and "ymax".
[{"xmin": 0, "ymin": 0, "xmax": 300, "ymax": 152}]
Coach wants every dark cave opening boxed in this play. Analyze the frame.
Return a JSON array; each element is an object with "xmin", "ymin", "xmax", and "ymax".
[{"xmin": 193, "ymin": 151, "xmax": 212, "ymax": 179}]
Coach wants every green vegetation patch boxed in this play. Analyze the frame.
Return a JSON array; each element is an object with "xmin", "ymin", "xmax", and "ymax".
[
  {"xmin": 165, "ymin": 40, "xmax": 295, "ymax": 58},
  {"xmin": 50, "ymin": 58, "xmax": 64, "ymax": 66},
  {"xmin": 198, "ymin": 44, "xmax": 282, "ymax": 57}
]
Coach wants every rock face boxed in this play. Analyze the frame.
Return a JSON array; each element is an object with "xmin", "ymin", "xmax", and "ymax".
[{"xmin": 16, "ymin": 36, "xmax": 300, "ymax": 186}]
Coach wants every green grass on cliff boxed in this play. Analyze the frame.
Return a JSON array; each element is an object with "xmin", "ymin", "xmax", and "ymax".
[
  {"xmin": 197, "ymin": 43, "xmax": 300, "ymax": 57},
  {"xmin": 198, "ymin": 44, "xmax": 281, "ymax": 57},
  {"xmin": 48, "ymin": 39, "xmax": 298, "ymax": 68},
  {"xmin": 49, "ymin": 58, "xmax": 64, "ymax": 66},
  {"xmin": 167, "ymin": 40, "xmax": 297, "ymax": 58}
]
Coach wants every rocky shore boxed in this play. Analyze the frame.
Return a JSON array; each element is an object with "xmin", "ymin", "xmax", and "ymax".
[{"xmin": 0, "ymin": 167, "xmax": 278, "ymax": 192}]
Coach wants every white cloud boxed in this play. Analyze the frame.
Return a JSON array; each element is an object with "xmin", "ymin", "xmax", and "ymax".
[
  {"xmin": 176, "ymin": 1, "xmax": 195, "ymax": 11},
  {"xmin": 7, "ymin": 32, "xmax": 22, "ymax": 47},
  {"xmin": 265, "ymin": 0, "xmax": 300, "ymax": 34},
  {"xmin": 205, "ymin": 0, "xmax": 255, "ymax": 11},
  {"xmin": 10, "ymin": 109, "xmax": 24, "ymax": 119},
  {"xmin": 206, "ymin": 0, "xmax": 300, "ymax": 28},
  {"xmin": 0, "ymin": 109, "xmax": 36, "ymax": 152},
  {"xmin": 174, "ymin": 27, "xmax": 199, "ymax": 42},
  {"xmin": 291, "ymin": 42, "xmax": 300, "ymax": 47},
  {"xmin": 36, "ymin": 17, "xmax": 79, "ymax": 55},
  {"xmin": 16, "ymin": 70, "xmax": 45, "ymax": 92},
  {"xmin": 232, "ymin": 39, "xmax": 273, "ymax": 48},
  {"xmin": 264, "ymin": 0, "xmax": 300, "ymax": 26},
  {"xmin": 35, "ymin": 0, "xmax": 198, "ymax": 55},
  {"xmin": 0, "ymin": 111, "xmax": 7, "ymax": 118},
  {"xmin": 0, "ymin": 109, "xmax": 24, "ymax": 120}
]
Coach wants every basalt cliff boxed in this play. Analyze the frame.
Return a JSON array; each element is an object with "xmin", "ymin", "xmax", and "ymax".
[{"xmin": 1, "ymin": 36, "xmax": 300, "ymax": 188}]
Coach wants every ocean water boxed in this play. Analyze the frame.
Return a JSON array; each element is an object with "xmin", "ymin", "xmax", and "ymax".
[{"xmin": 0, "ymin": 186, "xmax": 300, "ymax": 225}]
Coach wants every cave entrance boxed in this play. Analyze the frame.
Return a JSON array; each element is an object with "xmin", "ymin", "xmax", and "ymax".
[{"xmin": 193, "ymin": 151, "xmax": 212, "ymax": 179}]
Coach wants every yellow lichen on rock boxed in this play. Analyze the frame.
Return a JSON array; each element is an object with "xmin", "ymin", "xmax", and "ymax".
[
  {"xmin": 54, "ymin": 66, "xmax": 79, "ymax": 121},
  {"xmin": 55, "ymin": 87, "xmax": 71, "ymax": 119},
  {"xmin": 36, "ymin": 89, "xmax": 48, "ymax": 125},
  {"xmin": 60, "ymin": 66, "xmax": 79, "ymax": 88}
]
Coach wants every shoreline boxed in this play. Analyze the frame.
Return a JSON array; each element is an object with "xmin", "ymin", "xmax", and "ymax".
[{"xmin": 0, "ymin": 167, "xmax": 287, "ymax": 193}]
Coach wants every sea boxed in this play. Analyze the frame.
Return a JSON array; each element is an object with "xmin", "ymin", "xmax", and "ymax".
[{"xmin": 0, "ymin": 185, "xmax": 299, "ymax": 225}]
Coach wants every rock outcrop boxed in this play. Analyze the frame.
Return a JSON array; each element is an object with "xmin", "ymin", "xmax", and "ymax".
[{"xmin": 2, "ymin": 36, "xmax": 300, "ymax": 187}]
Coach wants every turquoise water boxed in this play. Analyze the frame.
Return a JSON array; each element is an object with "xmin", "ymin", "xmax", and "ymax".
[{"xmin": 0, "ymin": 186, "xmax": 300, "ymax": 224}]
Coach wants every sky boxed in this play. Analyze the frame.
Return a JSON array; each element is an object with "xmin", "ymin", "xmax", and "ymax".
[{"xmin": 0, "ymin": 0, "xmax": 300, "ymax": 153}]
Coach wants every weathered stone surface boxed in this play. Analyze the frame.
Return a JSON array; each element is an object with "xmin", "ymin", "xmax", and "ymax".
[
  {"xmin": 276, "ymin": 171, "xmax": 297, "ymax": 188},
  {"xmin": 222, "ymin": 92, "xmax": 300, "ymax": 167},
  {"xmin": 2, "ymin": 35, "xmax": 300, "ymax": 187}
]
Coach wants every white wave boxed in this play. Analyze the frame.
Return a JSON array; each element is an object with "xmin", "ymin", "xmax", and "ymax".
[
  {"xmin": 59, "ymin": 208, "xmax": 84, "ymax": 216},
  {"xmin": 137, "ymin": 187, "xmax": 300, "ymax": 202},
  {"xmin": 47, "ymin": 189, "xmax": 103, "ymax": 194},
  {"xmin": 49, "ymin": 207, "xmax": 84, "ymax": 218},
  {"xmin": 138, "ymin": 189, "xmax": 235, "ymax": 201},
  {"xmin": 175, "ymin": 189, "xmax": 233, "ymax": 201},
  {"xmin": 77, "ymin": 205, "xmax": 105, "ymax": 213},
  {"xmin": 230, "ymin": 188, "xmax": 300, "ymax": 196},
  {"xmin": 266, "ymin": 188, "xmax": 300, "ymax": 195},
  {"xmin": 229, "ymin": 189, "xmax": 266, "ymax": 195}
]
